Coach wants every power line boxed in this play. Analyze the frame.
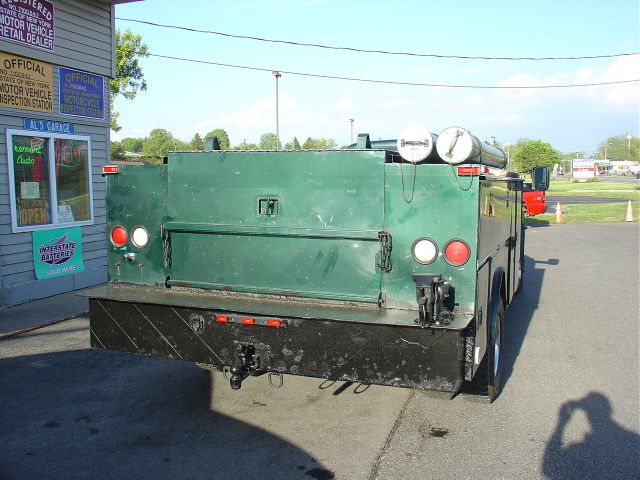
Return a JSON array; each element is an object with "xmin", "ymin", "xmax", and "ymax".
[
  {"xmin": 144, "ymin": 52, "xmax": 639, "ymax": 89},
  {"xmin": 118, "ymin": 17, "xmax": 640, "ymax": 62}
]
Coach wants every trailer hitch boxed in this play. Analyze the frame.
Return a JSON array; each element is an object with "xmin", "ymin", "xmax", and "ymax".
[
  {"xmin": 227, "ymin": 344, "xmax": 259, "ymax": 390},
  {"xmin": 413, "ymin": 274, "xmax": 450, "ymax": 326}
]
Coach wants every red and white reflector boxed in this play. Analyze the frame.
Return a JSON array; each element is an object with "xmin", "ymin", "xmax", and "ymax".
[
  {"xmin": 457, "ymin": 165, "xmax": 488, "ymax": 176},
  {"xmin": 110, "ymin": 226, "xmax": 127, "ymax": 247},
  {"xmin": 102, "ymin": 165, "xmax": 119, "ymax": 175},
  {"xmin": 443, "ymin": 239, "xmax": 470, "ymax": 266}
]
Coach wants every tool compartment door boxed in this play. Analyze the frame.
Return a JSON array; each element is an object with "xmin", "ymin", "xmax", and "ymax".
[{"xmin": 165, "ymin": 150, "xmax": 386, "ymax": 303}]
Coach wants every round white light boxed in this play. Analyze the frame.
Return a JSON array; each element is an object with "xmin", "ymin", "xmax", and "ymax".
[
  {"xmin": 412, "ymin": 238, "xmax": 438, "ymax": 264},
  {"xmin": 131, "ymin": 227, "xmax": 149, "ymax": 248}
]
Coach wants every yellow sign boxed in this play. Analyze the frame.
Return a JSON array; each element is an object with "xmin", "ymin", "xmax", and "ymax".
[{"xmin": 0, "ymin": 51, "xmax": 53, "ymax": 112}]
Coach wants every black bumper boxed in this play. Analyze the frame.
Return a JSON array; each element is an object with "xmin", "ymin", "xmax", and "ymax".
[{"xmin": 87, "ymin": 286, "xmax": 472, "ymax": 392}]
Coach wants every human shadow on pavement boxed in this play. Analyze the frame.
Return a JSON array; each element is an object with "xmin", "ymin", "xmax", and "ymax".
[
  {"xmin": 0, "ymin": 349, "xmax": 334, "ymax": 480},
  {"xmin": 542, "ymin": 392, "xmax": 640, "ymax": 479}
]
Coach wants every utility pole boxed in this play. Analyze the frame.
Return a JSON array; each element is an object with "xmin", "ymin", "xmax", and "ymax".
[
  {"xmin": 272, "ymin": 71, "xmax": 282, "ymax": 150},
  {"xmin": 349, "ymin": 118, "xmax": 354, "ymax": 145}
]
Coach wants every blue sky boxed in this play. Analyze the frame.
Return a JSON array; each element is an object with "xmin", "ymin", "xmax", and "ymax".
[{"xmin": 113, "ymin": 0, "xmax": 639, "ymax": 154}]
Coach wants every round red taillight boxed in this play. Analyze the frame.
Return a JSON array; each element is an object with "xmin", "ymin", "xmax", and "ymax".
[
  {"xmin": 111, "ymin": 226, "xmax": 127, "ymax": 247},
  {"xmin": 443, "ymin": 239, "xmax": 470, "ymax": 266}
]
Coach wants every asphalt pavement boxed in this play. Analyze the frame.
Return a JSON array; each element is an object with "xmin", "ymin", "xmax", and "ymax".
[{"xmin": 0, "ymin": 223, "xmax": 638, "ymax": 480}]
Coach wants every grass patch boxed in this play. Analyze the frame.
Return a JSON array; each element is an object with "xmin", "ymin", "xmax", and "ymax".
[
  {"xmin": 547, "ymin": 179, "xmax": 639, "ymax": 199},
  {"xmin": 527, "ymin": 199, "xmax": 639, "ymax": 224},
  {"xmin": 525, "ymin": 179, "xmax": 640, "ymax": 224}
]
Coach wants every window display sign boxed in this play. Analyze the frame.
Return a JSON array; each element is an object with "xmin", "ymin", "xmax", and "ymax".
[
  {"xmin": 59, "ymin": 67, "xmax": 104, "ymax": 119},
  {"xmin": 32, "ymin": 227, "xmax": 84, "ymax": 280},
  {"xmin": 6, "ymin": 129, "xmax": 93, "ymax": 232},
  {"xmin": 0, "ymin": 52, "xmax": 53, "ymax": 112},
  {"xmin": 0, "ymin": 0, "xmax": 54, "ymax": 52}
]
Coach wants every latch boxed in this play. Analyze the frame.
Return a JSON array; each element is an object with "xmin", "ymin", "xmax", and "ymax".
[
  {"xmin": 258, "ymin": 198, "xmax": 279, "ymax": 217},
  {"xmin": 377, "ymin": 231, "xmax": 392, "ymax": 272},
  {"xmin": 412, "ymin": 274, "xmax": 451, "ymax": 326}
]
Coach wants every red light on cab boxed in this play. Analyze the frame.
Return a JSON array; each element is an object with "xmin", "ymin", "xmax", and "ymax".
[
  {"xmin": 102, "ymin": 165, "xmax": 119, "ymax": 174},
  {"xmin": 215, "ymin": 315, "xmax": 229, "ymax": 323},
  {"xmin": 266, "ymin": 319, "xmax": 281, "ymax": 328},
  {"xmin": 241, "ymin": 317, "xmax": 255, "ymax": 325}
]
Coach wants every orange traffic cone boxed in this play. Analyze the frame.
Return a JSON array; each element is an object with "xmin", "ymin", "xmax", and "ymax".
[
  {"xmin": 625, "ymin": 201, "xmax": 634, "ymax": 222},
  {"xmin": 554, "ymin": 202, "xmax": 563, "ymax": 223}
]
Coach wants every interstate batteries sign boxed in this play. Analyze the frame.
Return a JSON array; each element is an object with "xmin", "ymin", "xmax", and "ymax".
[
  {"xmin": 0, "ymin": 0, "xmax": 54, "ymax": 52},
  {"xmin": 59, "ymin": 67, "xmax": 104, "ymax": 119},
  {"xmin": 0, "ymin": 51, "xmax": 53, "ymax": 112},
  {"xmin": 32, "ymin": 227, "xmax": 84, "ymax": 279}
]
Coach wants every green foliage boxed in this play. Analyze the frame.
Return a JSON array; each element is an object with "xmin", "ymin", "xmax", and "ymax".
[
  {"xmin": 204, "ymin": 129, "xmax": 230, "ymax": 150},
  {"xmin": 121, "ymin": 137, "xmax": 143, "ymax": 153},
  {"xmin": 597, "ymin": 134, "xmax": 639, "ymax": 161},
  {"xmin": 191, "ymin": 133, "xmax": 204, "ymax": 150},
  {"xmin": 301, "ymin": 137, "xmax": 337, "ymax": 150},
  {"xmin": 284, "ymin": 137, "xmax": 301, "ymax": 150},
  {"xmin": 142, "ymin": 128, "xmax": 175, "ymax": 159},
  {"xmin": 511, "ymin": 140, "xmax": 560, "ymax": 173},
  {"xmin": 259, "ymin": 133, "xmax": 278, "ymax": 150},
  {"xmin": 110, "ymin": 28, "xmax": 148, "ymax": 132},
  {"xmin": 110, "ymin": 141, "xmax": 125, "ymax": 161}
]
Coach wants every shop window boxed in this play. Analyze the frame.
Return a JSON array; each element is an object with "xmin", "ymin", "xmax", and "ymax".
[{"xmin": 6, "ymin": 130, "xmax": 94, "ymax": 232}]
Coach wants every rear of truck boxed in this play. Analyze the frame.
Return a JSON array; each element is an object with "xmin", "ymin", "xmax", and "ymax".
[{"xmin": 90, "ymin": 147, "xmax": 484, "ymax": 392}]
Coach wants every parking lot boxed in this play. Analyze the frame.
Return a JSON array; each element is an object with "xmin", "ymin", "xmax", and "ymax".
[{"xmin": 1, "ymin": 223, "xmax": 638, "ymax": 480}]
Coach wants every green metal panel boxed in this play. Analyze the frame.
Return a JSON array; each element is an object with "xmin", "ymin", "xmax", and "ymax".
[
  {"xmin": 165, "ymin": 150, "xmax": 386, "ymax": 302},
  {"xmin": 107, "ymin": 164, "xmax": 168, "ymax": 285},
  {"xmin": 382, "ymin": 163, "xmax": 479, "ymax": 311}
]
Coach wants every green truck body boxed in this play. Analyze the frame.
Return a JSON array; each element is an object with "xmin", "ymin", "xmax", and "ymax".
[{"xmin": 88, "ymin": 128, "xmax": 547, "ymax": 400}]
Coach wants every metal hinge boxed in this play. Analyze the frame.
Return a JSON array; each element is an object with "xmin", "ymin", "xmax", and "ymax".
[
  {"xmin": 162, "ymin": 226, "xmax": 172, "ymax": 268},
  {"xmin": 377, "ymin": 231, "xmax": 392, "ymax": 272}
]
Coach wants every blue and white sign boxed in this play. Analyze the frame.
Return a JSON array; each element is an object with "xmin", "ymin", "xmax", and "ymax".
[
  {"xmin": 23, "ymin": 118, "xmax": 75, "ymax": 134},
  {"xmin": 59, "ymin": 67, "xmax": 105, "ymax": 119}
]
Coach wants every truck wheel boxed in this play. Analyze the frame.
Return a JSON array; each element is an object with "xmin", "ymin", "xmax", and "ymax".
[
  {"xmin": 487, "ymin": 299, "xmax": 505, "ymax": 402},
  {"xmin": 466, "ymin": 298, "xmax": 505, "ymax": 402}
]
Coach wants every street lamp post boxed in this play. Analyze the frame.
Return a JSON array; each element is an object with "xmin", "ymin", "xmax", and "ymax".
[
  {"xmin": 349, "ymin": 118, "xmax": 354, "ymax": 145},
  {"xmin": 272, "ymin": 71, "xmax": 282, "ymax": 150},
  {"xmin": 626, "ymin": 131, "xmax": 632, "ymax": 159}
]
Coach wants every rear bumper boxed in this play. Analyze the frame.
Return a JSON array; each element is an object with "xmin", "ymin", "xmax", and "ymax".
[{"xmin": 87, "ymin": 284, "xmax": 473, "ymax": 392}]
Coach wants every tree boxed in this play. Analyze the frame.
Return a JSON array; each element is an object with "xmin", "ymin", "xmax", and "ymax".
[
  {"xmin": 598, "ymin": 134, "xmax": 639, "ymax": 161},
  {"xmin": 110, "ymin": 28, "xmax": 148, "ymax": 132},
  {"xmin": 284, "ymin": 137, "xmax": 301, "ymax": 150},
  {"xmin": 142, "ymin": 128, "xmax": 175, "ymax": 159},
  {"xmin": 259, "ymin": 133, "xmax": 278, "ymax": 150},
  {"xmin": 110, "ymin": 141, "xmax": 125, "ymax": 161},
  {"xmin": 121, "ymin": 137, "xmax": 143, "ymax": 153},
  {"xmin": 204, "ymin": 129, "xmax": 230, "ymax": 150},
  {"xmin": 511, "ymin": 140, "xmax": 560, "ymax": 173},
  {"xmin": 191, "ymin": 133, "xmax": 204, "ymax": 150},
  {"xmin": 302, "ymin": 137, "xmax": 337, "ymax": 149}
]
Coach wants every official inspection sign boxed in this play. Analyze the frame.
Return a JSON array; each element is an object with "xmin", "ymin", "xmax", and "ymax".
[
  {"xmin": 59, "ymin": 67, "xmax": 105, "ymax": 119},
  {"xmin": 0, "ymin": 0, "xmax": 54, "ymax": 52},
  {"xmin": 0, "ymin": 51, "xmax": 53, "ymax": 112}
]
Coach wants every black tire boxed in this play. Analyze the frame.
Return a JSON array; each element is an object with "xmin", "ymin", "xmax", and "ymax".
[
  {"xmin": 465, "ymin": 298, "xmax": 505, "ymax": 402},
  {"xmin": 487, "ymin": 298, "xmax": 505, "ymax": 402}
]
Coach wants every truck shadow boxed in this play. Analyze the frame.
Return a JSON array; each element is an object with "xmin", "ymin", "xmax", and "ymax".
[
  {"xmin": 0, "ymin": 349, "xmax": 333, "ymax": 480},
  {"xmin": 501, "ymin": 254, "xmax": 559, "ymax": 390}
]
